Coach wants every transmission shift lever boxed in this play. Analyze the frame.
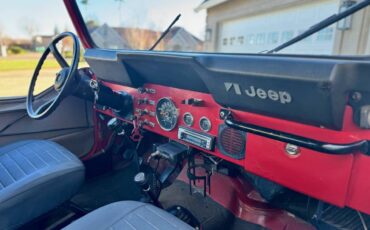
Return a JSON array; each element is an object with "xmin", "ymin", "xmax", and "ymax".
[
  {"xmin": 134, "ymin": 172, "xmax": 149, "ymax": 190},
  {"xmin": 134, "ymin": 171, "xmax": 162, "ymax": 208}
]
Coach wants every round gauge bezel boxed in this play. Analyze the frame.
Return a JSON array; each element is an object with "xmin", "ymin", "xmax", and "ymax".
[
  {"xmin": 183, "ymin": 112, "xmax": 194, "ymax": 127},
  {"xmin": 155, "ymin": 97, "xmax": 179, "ymax": 131},
  {"xmin": 199, "ymin": 116, "xmax": 212, "ymax": 132}
]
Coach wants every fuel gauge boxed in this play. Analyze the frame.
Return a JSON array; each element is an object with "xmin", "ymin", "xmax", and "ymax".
[
  {"xmin": 183, "ymin": 112, "xmax": 194, "ymax": 127},
  {"xmin": 199, "ymin": 117, "xmax": 212, "ymax": 132}
]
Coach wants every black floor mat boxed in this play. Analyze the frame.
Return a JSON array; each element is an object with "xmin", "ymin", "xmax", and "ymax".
[
  {"xmin": 159, "ymin": 180, "xmax": 264, "ymax": 230},
  {"xmin": 71, "ymin": 165, "xmax": 263, "ymax": 229},
  {"xmin": 19, "ymin": 205, "xmax": 78, "ymax": 230},
  {"xmin": 71, "ymin": 163, "xmax": 142, "ymax": 212}
]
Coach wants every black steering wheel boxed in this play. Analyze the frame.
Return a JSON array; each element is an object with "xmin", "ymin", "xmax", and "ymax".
[{"xmin": 27, "ymin": 32, "xmax": 80, "ymax": 119}]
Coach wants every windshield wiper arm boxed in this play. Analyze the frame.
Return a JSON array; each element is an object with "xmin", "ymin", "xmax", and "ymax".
[
  {"xmin": 267, "ymin": 0, "xmax": 370, "ymax": 54},
  {"xmin": 149, "ymin": 14, "xmax": 181, "ymax": 51}
]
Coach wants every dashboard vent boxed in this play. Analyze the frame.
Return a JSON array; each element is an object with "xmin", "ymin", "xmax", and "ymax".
[{"xmin": 217, "ymin": 125, "xmax": 246, "ymax": 160}]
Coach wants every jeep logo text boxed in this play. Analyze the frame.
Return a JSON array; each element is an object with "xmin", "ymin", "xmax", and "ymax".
[{"xmin": 224, "ymin": 82, "xmax": 292, "ymax": 104}]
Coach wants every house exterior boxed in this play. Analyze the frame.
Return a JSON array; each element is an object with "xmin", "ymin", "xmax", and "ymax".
[
  {"xmin": 90, "ymin": 25, "xmax": 203, "ymax": 51},
  {"xmin": 0, "ymin": 35, "xmax": 6, "ymax": 57},
  {"xmin": 32, "ymin": 35, "xmax": 54, "ymax": 52},
  {"xmin": 90, "ymin": 24, "xmax": 131, "ymax": 49},
  {"xmin": 113, "ymin": 27, "xmax": 161, "ymax": 50},
  {"xmin": 9, "ymin": 38, "xmax": 33, "ymax": 50},
  {"xmin": 0, "ymin": 44, "xmax": 7, "ymax": 57},
  {"xmin": 163, "ymin": 27, "xmax": 203, "ymax": 52},
  {"xmin": 196, "ymin": 0, "xmax": 370, "ymax": 55},
  {"xmin": 0, "ymin": 38, "xmax": 32, "ymax": 56}
]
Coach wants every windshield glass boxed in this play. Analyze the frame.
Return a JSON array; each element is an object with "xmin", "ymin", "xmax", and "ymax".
[{"xmin": 77, "ymin": 0, "xmax": 370, "ymax": 56}]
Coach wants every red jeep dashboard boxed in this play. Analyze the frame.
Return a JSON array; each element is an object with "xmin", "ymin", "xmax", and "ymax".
[{"xmin": 95, "ymin": 81, "xmax": 370, "ymax": 215}]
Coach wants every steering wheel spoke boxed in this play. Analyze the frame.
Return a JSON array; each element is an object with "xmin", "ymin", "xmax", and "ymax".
[
  {"xmin": 49, "ymin": 43, "xmax": 69, "ymax": 68},
  {"xmin": 35, "ymin": 99, "xmax": 55, "ymax": 115}
]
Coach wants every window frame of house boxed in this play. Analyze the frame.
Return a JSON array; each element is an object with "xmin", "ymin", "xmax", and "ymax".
[{"xmin": 317, "ymin": 27, "xmax": 334, "ymax": 42}]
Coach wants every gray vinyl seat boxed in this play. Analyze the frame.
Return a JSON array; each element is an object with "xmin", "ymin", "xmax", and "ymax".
[
  {"xmin": 0, "ymin": 140, "xmax": 84, "ymax": 230},
  {"xmin": 64, "ymin": 201, "xmax": 194, "ymax": 230}
]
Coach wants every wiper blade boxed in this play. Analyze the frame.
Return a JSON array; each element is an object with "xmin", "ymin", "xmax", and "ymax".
[
  {"xmin": 149, "ymin": 14, "xmax": 181, "ymax": 51},
  {"xmin": 267, "ymin": 0, "xmax": 370, "ymax": 54}
]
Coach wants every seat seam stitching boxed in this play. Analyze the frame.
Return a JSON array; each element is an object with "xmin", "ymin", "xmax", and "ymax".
[
  {"xmin": 0, "ymin": 141, "xmax": 32, "ymax": 155},
  {"xmin": 45, "ymin": 142, "xmax": 72, "ymax": 161},
  {"xmin": 45, "ymin": 150, "xmax": 60, "ymax": 163},
  {"xmin": 19, "ymin": 151, "xmax": 37, "ymax": 171},
  {"xmin": 135, "ymin": 212, "xmax": 160, "ymax": 230},
  {"xmin": 107, "ymin": 204, "xmax": 147, "ymax": 228},
  {"xmin": 7, "ymin": 153, "xmax": 27, "ymax": 176},
  {"xmin": 33, "ymin": 150, "xmax": 50, "ymax": 167},
  {"xmin": 122, "ymin": 219, "xmax": 137, "ymax": 230},
  {"xmin": 0, "ymin": 160, "xmax": 15, "ymax": 182},
  {"xmin": 144, "ymin": 206, "xmax": 178, "ymax": 228},
  {"xmin": 0, "ymin": 168, "xmax": 83, "ymax": 204}
]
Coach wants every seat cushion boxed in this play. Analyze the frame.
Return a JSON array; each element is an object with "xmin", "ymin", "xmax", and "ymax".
[
  {"xmin": 0, "ymin": 140, "xmax": 84, "ymax": 230},
  {"xmin": 64, "ymin": 201, "xmax": 194, "ymax": 230}
]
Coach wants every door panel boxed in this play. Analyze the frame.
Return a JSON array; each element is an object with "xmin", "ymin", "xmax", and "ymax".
[{"xmin": 0, "ymin": 95, "xmax": 94, "ymax": 157}]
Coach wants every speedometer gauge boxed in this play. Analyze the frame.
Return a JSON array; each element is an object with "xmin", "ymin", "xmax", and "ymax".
[{"xmin": 156, "ymin": 98, "xmax": 178, "ymax": 131}]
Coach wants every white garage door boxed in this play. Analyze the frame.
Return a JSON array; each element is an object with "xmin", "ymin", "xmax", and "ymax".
[{"xmin": 217, "ymin": 0, "xmax": 339, "ymax": 54}]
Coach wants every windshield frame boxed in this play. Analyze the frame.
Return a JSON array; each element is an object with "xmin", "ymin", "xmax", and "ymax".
[{"xmin": 64, "ymin": 0, "xmax": 96, "ymax": 49}]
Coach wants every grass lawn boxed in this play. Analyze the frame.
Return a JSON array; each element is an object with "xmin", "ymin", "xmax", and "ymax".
[
  {"xmin": 0, "ymin": 52, "xmax": 62, "ymax": 71},
  {"xmin": 0, "ymin": 70, "xmax": 56, "ymax": 97},
  {"xmin": 0, "ymin": 54, "xmax": 88, "ymax": 98},
  {"xmin": 0, "ymin": 59, "xmax": 60, "ymax": 71}
]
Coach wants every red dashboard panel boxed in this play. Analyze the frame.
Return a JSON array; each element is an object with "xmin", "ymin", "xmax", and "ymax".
[{"xmin": 97, "ymin": 82, "xmax": 370, "ymax": 214}]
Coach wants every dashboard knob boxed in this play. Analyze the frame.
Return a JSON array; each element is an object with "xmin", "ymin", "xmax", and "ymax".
[
  {"xmin": 140, "ymin": 109, "xmax": 149, "ymax": 116},
  {"xmin": 181, "ymin": 98, "xmax": 204, "ymax": 106},
  {"xmin": 137, "ymin": 87, "xmax": 146, "ymax": 94},
  {"xmin": 138, "ymin": 98, "xmax": 148, "ymax": 105}
]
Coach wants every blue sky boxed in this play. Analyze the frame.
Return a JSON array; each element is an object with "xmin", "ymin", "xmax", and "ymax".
[
  {"xmin": 0, "ymin": 0, "xmax": 74, "ymax": 38},
  {"xmin": 0, "ymin": 0, "xmax": 206, "ymax": 39}
]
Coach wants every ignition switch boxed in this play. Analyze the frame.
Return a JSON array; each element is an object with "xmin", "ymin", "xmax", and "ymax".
[{"xmin": 107, "ymin": 117, "xmax": 125, "ymax": 135}]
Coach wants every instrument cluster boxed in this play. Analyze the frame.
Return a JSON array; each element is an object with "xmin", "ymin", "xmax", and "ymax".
[
  {"xmin": 102, "ymin": 83, "xmax": 246, "ymax": 165},
  {"xmin": 155, "ymin": 98, "xmax": 179, "ymax": 131},
  {"xmin": 131, "ymin": 86, "xmax": 215, "ymax": 135},
  {"xmin": 153, "ymin": 97, "xmax": 213, "ymax": 135}
]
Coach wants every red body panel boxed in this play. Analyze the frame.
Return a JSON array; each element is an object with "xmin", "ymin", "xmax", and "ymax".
[
  {"xmin": 176, "ymin": 163, "xmax": 315, "ymax": 230},
  {"xmin": 97, "ymin": 82, "xmax": 370, "ymax": 214}
]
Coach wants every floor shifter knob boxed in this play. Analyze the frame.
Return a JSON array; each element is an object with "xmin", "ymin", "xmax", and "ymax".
[
  {"xmin": 134, "ymin": 171, "xmax": 162, "ymax": 208},
  {"xmin": 134, "ymin": 172, "xmax": 149, "ymax": 190}
]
